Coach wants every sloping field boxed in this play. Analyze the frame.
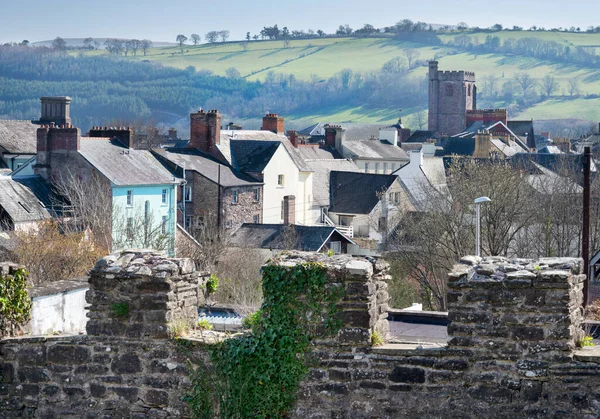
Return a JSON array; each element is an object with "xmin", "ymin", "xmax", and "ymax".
[{"xmin": 76, "ymin": 33, "xmax": 600, "ymax": 123}]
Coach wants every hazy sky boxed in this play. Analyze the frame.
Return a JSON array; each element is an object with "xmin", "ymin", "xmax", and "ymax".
[{"xmin": 1, "ymin": 0, "xmax": 598, "ymax": 43}]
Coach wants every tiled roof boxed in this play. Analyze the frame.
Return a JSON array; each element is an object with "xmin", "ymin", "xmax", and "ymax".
[
  {"xmin": 229, "ymin": 223, "xmax": 354, "ymax": 251},
  {"xmin": 330, "ymin": 171, "xmax": 398, "ymax": 214},
  {"xmin": 0, "ymin": 120, "xmax": 37, "ymax": 154},
  {"xmin": 152, "ymin": 148, "xmax": 261, "ymax": 187},
  {"xmin": 304, "ymin": 159, "xmax": 360, "ymax": 206},
  {"xmin": 229, "ymin": 140, "xmax": 280, "ymax": 174},
  {"xmin": 0, "ymin": 176, "xmax": 54, "ymax": 223},
  {"xmin": 79, "ymin": 139, "xmax": 178, "ymax": 186}
]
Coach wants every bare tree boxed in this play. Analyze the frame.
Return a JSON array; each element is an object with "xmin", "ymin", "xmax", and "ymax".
[
  {"xmin": 52, "ymin": 37, "xmax": 67, "ymax": 52},
  {"xmin": 205, "ymin": 31, "xmax": 219, "ymax": 43},
  {"xmin": 388, "ymin": 159, "xmax": 535, "ymax": 310},
  {"xmin": 414, "ymin": 109, "xmax": 427, "ymax": 130},
  {"xmin": 404, "ymin": 48, "xmax": 420, "ymax": 69},
  {"xmin": 83, "ymin": 37, "xmax": 94, "ymax": 50},
  {"xmin": 219, "ymin": 30, "xmax": 230, "ymax": 43},
  {"xmin": 213, "ymin": 248, "xmax": 266, "ymax": 315},
  {"xmin": 568, "ymin": 78, "xmax": 581, "ymax": 97},
  {"xmin": 130, "ymin": 39, "xmax": 140, "ymax": 56},
  {"xmin": 178, "ymin": 212, "xmax": 229, "ymax": 271},
  {"xmin": 541, "ymin": 74, "xmax": 560, "ymax": 97},
  {"xmin": 513, "ymin": 72, "xmax": 538, "ymax": 96},
  {"xmin": 191, "ymin": 33, "xmax": 201, "ymax": 45},
  {"xmin": 482, "ymin": 74, "xmax": 500, "ymax": 97},
  {"xmin": 140, "ymin": 39, "xmax": 152, "ymax": 56},
  {"xmin": 225, "ymin": 67, "xmax": 242, "ymax": 79}
]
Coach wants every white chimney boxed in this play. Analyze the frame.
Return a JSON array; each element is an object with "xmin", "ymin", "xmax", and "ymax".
[
  {"xmin": 379, "ymin": 128, "xmax": 398, "ymax": 147},
  {"xmin": 409, "ymin": 150, "xmax": 423, "ymax": 168}
]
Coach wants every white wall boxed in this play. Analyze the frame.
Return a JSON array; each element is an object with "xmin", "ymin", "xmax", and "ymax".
[
  {"xmin": 30, "ymin": 287, "xmax": 89, "ymax": 335},
  {"xmin": 112, "ymin": 184, "xmax": 176, "ymax": 255},
  {"xmin": 356, "ymin": 158, "xmax": 405, "ymax": 175},
  {"xmin": 262, "ymin": 145, "xmax": 313, "ymax": 224}
]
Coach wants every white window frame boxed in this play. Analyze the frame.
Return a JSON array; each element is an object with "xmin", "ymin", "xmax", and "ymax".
[
  {"xmin": 232, "ymin": 189, "xmax": 239, "ymax": 204},
  {"xmin": 375, "ymin": 163, "xmax": 380, "ymax": 174},
  {"xmin": 161, "ymin": 216, "xmax": 168, "ymax": 234},
  {"xmin": 253, "ymin": 188, "xmax": 260, "ymax": 202},
  {"xmin": 277, "ymin": 174, "xmax": 285, "ymax": 186},
  {"xmin": 253, "ymin": 214, "xmax": 260, "ymax": 224},
  {"xmin": 126, "ymin": 190, "xmax": 134, "ymax": 207},
  {"xmin": 364, "ymin": 163, "xmax": 369, "ymax": 173},
  {"xmin": 161, "ymin": 188, "xmax": 168, "ymax": 205},
  {"xmin": 184, "ymin": 186, "xmax": 192, "ymax": 202}
]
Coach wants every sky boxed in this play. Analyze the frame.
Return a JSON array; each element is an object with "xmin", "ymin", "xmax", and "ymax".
[{"xmin": 1, "ymin": 0, "xmax": 599, "ymax": 44}]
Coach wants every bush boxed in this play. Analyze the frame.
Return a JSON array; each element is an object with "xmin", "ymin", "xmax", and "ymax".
[{"xmin": 0, "ymin": 267, "xmax": 32, "ymax": 337}]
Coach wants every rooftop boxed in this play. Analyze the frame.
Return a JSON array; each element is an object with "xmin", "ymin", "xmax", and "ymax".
[
  {"xmin": 0, "ymin": 120, "xmax": 37, "ymax": 154},
  {"xmin": 152, "ymin": 148, "xmax": 261, "ymax": 187},
  {"xmin": 330, "ymin": 171, "xmax": 398, "ymax": 214},
  {"xmin": 79, "ymin": 139, "xmax": 178, "ymax": 186},
  {"xmin": 229, "ymin": 223, "xmax": 355, "ymax": 251},
  {"xmin": 0, "ymin": 176, "xmax": 55, "ymax": 223}
]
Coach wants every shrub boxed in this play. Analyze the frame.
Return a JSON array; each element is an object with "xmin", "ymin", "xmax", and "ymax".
[{"xmin": 0, "ymin": 267, "xmax": 32, "ymax": 337}]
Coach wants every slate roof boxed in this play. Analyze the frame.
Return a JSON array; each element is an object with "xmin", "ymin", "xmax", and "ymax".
[
  {"xmin": 330, "ymin": 171, "xmax": 398, "ymax": 214},
  {"xmin": 296, "ymin": 146, "xmax": 342, "ymax": 160},
  {"xmin": 304, "ymin": 159, "xmax": 360, "ymax": 206},
  {"xmin": 0, "ymin": 120, "xmax": 37, "ymax": 154},
  {"xmin": 442, "ymin": 137, "xmax": 476, "ymax": 156},
  {"xmin": 511, "ymin": 153, "xmax": 597, "ymax": 177},
  {"xmin": 526, "ymin": 162, "xmax": 583, "ymax": 194},
  {"xmin": 79, "ymin": 139, "xmax": 178, "ymax": 186},
  {"xmin": 160, "ymin": 139, "xmax": 189, "ymax": 148},
  {"xmin": 218, "ymin": 130, "xmax": 311, "ymax": 172},
  {"xmin": 297, "ymin": 123, "xmax": 323, "ymax": 137},
  {"xmin": 507, "ymin": 120, "xmax": 535, "ymax": 149},
  {"xmin": 452, "ymin": 121, "xmax": 529, "ymax": 151},
  {"xmin": 229, "ymin": 223, "xmax": 354, "ymax": 251},
  {"xmin": 343, "ymin": 139, "xmax": 409, "ymax": 160},
  {"xmin": 342, "ymin": 124, "xmax": 389, "ymax": 140},
  {"xmin": 404, "ymin": 130, "xmax": 442, "ymax": 143},
  {"xmin": 153, "ymin": 148, "xmax": 261, "ymax": 187},
  {"xmin": 490, "ymin": 139, "xmax": 518, "ymax": 157},
  {"xmin": 229, "ymin": 140, "xmax": 280, "ymax": 174},
  {"xmin": 0, "ymin": 176, "xmax": 54, "ymax": 223}
]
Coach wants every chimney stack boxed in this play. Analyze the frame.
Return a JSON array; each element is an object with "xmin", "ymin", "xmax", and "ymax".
[
  {"xmin": 39, "ymin": 96, "xmax": 72, "ymax": 126},
  {"xmin": 34, "ymin": 124, "xmax": 81, "ymax": 181},
  {"xmin": 168, "ymin": 127, "xmax": 178, "ymax": 140},
  {"xmin": 189, "ymin": 109, "xmax": 222, "ymax": 154},
  {"xmin": 324, "ymin": 124, "xmax": 345, "ymax": 154},
  {"xmin": 262, "ymin": 113, "xmax": 284, "ymax": 134},
  {"xmin": 88, "ymin": 127, "xmax": 134, "ymax": 148},
  {"xmin": 283, "ymin": 195, "xmax": 296, "ymax": 225},
  {"xmin": 287, "ymin": 130, "xmax": 299, "ymax": 148}
]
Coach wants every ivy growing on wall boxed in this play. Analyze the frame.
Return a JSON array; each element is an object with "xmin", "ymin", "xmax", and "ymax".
[
  {"xmin": 0, "ymin": 268, "xmax": 32, "ymax": 338},
  {"xmin": 186, "ymin": 261, "xmax": 343, "ymax": 418}
]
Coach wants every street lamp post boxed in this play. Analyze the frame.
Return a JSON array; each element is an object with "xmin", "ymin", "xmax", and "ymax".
[{"xmin": 474, "ymin": 196, "xmax": 491, "ymax": 257}]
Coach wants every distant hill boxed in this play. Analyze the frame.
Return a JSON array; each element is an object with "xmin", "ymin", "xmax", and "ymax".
[
  {"xmin": 72, "ymin": 31, "xmax": 600, "ymax": 125},
  {"xmin": 32, "ymin": 38, "xmax": 177, "ymax": 48}
]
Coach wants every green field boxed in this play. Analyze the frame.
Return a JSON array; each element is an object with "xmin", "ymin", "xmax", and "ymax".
[{"xmin": 76, "ymin": 32, "xmax": 600, "ymax": 124}]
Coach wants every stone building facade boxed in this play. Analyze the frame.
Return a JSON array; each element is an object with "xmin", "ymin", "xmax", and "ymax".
[
  {"xmin": 186, "ymin": 170, "xmax": 262, "ymax": 232},
  {"xmin": 428, "ymin": 61, "xmax": 477, "ymax": 136}
]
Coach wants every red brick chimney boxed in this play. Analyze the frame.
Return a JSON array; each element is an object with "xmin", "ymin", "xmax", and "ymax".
[
  {"xmin": 287, "ymin": 130, "xmax": 299, "ymax": 148},
  {"xmin": 262, "ymin": 113, "xmax": 284, "ymax": 134},
  {"xmin": 88, "ymin": 127, "xmax": 134, "ymax": 148},
  {"xmin": 34, "ymin": 123, "xmax": 80, "ymax": 181},
  {"xmin": 283, "ymin": 195, "xmax": 296, "ymax": 225},
  {"xmin": 189, "ymin": 109, "xmax": 222, "ymax": 154}
]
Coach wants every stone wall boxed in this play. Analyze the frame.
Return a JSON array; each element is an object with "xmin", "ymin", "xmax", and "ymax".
[
  {"xmin": 4, "ymin": 252, "xmax": 600, "ymax": 418},
  {"xmin": 294, "ymin": 255, "xmax": 600, "ymax": 418},
  {"xmin": 1, "ymin": 250, "xmax": 209, "ymax": 418}
]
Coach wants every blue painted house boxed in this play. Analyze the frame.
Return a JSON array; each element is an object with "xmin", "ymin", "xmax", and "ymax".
[{"xmin": 34, "ymin": 125, "xmax": 180, "ymax": 255}]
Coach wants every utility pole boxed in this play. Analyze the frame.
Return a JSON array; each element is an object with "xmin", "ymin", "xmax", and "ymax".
[
  {"xmin": 217, "ymin": 164, "xmax": 221, "ymax": 228},
  {"xmin": 583, "ymin": 146, "xmax": 591, "ymax": 306}
]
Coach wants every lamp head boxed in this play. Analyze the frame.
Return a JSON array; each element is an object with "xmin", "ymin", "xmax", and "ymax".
[{"xmin": 474, "ymin": 196, "xmax": 491, "ymax": 204}]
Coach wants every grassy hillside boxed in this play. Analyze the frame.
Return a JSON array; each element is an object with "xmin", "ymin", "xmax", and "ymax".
[{"xmin": 75, "ymin": 32, "xmax": 600, "ymax": 124}]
